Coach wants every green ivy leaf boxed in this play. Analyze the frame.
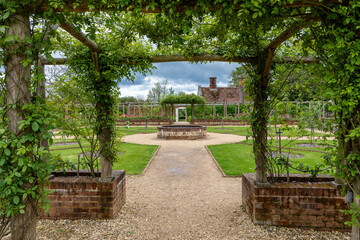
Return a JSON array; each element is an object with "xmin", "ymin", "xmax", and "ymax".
[
  {"xmin": 3, "ymin": 11, "xmax": 10, "ymax": 20},
  {"xmin": 32, "ymin": 122, "xmax": 39, "ymax": 132},
  {"xmin": 4, "ymin": 148, "xmax": 11, "ymax": 156},
  {"xmin": 13, "ymin": 196, "xmax": 19, "ymax": 205}
]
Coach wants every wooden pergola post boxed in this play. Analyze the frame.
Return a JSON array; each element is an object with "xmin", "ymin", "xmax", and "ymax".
[
  {"xmin": 37, "ymin": 61, "xmax": 49, "ymax": 154},
  {"xmin": 6, "ymin": 11, "xmax": 37, "ymax": 240}
]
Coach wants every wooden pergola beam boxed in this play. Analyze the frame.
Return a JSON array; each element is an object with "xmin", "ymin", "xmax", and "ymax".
[
  {"xmin": 40, "ymin": 54, "xmax": 255, "ymax": 65},
  {"xmin": 60, "ymin": 22, "xmax": 101, "ymax": 52},
  {"xmin": 39, "ymin": 55, "xmax": 321, "ymax": 65}
]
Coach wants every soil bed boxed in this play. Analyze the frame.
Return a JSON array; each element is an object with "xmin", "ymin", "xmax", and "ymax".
[
  {"xmin": 296, "ymin": 143, "xmax": 329, "ymax": 148},
  {"xmin": 52, "ymin": 142, "xmax": 78, "ymax": 146}
]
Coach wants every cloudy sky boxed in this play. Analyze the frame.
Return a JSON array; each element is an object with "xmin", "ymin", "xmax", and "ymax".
[
  {"xmin": 0, "ymin": 60, "xmax": 240, "ymax": 100},
  {"xmin": 119, "ymin": 62, "xmax": 240, "ymax": 99}
]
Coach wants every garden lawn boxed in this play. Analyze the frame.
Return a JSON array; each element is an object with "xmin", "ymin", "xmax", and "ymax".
[
  {"xmin": 51, "ymin": 143, "xmax": 158, "ymax": 175},
  {"xmin": 207, "ymin": 141, "xmax": 329, "ymax": 176},
  {"xmin": 241, "ymin": 139, "xmax": 336, "ymax": 151},
  {"xmin": 207, "ymin": 126, "xmax": 251, "ymax": 136},
  {"xmin": 207, "ymin": 126, "xmax": 329, "ymax": 137},
  {"xmin": 117, "ymin": 126, "xmax": 157, "ymax": 136},
  {"xmin": 113, "ymin": 143, "xmax": 158, "ymax": 175}
]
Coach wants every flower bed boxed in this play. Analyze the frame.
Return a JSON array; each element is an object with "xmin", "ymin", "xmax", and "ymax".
[
  {"xmin": 191, "ymin": 119, "xmax": 247, "ymax": 125},
  {"xmin": 242, "ymin": 173, "xmax": 350, "ymax": 231},
  {"xmin": 38, "ymin": 170, "xmax": 126, "ymax": 220},
  {"xmin": 117, "ymin": 119, "xmax": 172, "ymax": 126}
]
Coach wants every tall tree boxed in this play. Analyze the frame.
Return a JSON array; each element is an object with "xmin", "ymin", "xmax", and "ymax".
[
  {"xmin": 228, "ymin": 65, "xmax": 249, "ymax": 87},
  {"xmin": 147, "ymin": 79, "xmax": 170, "ymax": 103}
]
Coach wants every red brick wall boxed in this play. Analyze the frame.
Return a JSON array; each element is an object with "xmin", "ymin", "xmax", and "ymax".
[
  {"xmin": 242, "ymin": 173, "xmax": 350, "ymax": 231},
  {"xmin": 39, "ymin": 170, "xmax": 126, "ymax": 220},
  {"xmin": 157, "ymin": 125, "xmax": 207, "ymax": 140}
]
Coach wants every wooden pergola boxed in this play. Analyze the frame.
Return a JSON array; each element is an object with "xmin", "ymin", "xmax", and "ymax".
[{"xmin": 2, "ymin": 1, "xmax": 350, "ymax": 239}]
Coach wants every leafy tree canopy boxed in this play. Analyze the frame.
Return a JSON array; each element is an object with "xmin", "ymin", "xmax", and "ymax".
[{"xmin": 161, "ymin": 93, "xmax": 206, "ymax": 105}]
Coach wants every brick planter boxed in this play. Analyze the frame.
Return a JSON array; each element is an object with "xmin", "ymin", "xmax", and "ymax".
[
  {"xmin": 39, "ymin": 170, "xmax": 126, "ymax": 220},
  {"xmin": 117, "ymin": 119, "xmax": 172, "ymax": 126},
  {"xmin": 242, "ymin": 173, "xmax": 350, "ymax": 231}
]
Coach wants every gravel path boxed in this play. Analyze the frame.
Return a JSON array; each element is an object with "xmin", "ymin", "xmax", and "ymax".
[{"xmin": 38, "ymin": 133, "xmax": 350, "ymax": 240}]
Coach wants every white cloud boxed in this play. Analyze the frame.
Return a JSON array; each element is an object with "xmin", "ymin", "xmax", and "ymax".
[
  {"xmin": 119, "ymin": 84, "xmax": 149, "ymax": 98},
  {"xmin": 120, "ymin": 76, "xmax": 199, "ymax": 98}
]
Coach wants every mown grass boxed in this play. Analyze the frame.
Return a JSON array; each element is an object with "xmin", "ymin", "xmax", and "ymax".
[
  {"xmin": 50, "ymin": 143, "xmax": 158, "ymax": 175},
  {"xmin": 207, "ymin": 140, "xmax": 330, "ymax": 176},
  {"xmin": 207, "ymin": 126, "xmax": 329, "ymax": 137},
  {"xmin": 241, "ymin": 139, "xmax": 336, "ymax": 152},
  {"xmin": 113, "ymin": 143, "xmax": 158, "ymax": 175},
  {"xmin": 117, "ymin": 126, "xmax": 157, "ymax": 136},
  {"xmin": 50, "ymin": 126, "xmax": 333, "ymax": 176}
]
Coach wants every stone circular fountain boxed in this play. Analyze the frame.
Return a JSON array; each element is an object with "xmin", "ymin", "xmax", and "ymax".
[{"xmin": 157, "ymin": 125, "xmax": 207, "ymax": 140}]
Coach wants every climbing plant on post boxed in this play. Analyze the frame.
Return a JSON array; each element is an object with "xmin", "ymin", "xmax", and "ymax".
[
  {"xmin": 1, "ymin": 4, "xmax": 58, "ymax": 239},
  {"xmin": 4, "ymin": 11, "xmax": 36, "ymax": 240},
  {"xmin": 250, "ymin": 19, "xmax": 311, "ymax": 184},
  {"xmin": 58, "ymin": 14, "xmax": 154, "ymax": 180},
  {"xmin": 58, "ymin": 22, "xmax": 116, "ymax": 180},
  {"xmin": 204, "ymin": 2, "xmax": 313, "ymax": 184},
  {"xmin": 303, "ymin": 1, "xmax": 360, "ymax": 236}
]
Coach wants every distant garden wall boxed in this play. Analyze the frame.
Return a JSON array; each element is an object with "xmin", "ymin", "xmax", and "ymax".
[{"xmin": 242, "ymin": 173, "xmax": 350, "ymax": 231}]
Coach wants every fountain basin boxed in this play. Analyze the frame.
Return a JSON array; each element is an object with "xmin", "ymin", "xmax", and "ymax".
[{"xmin": 157, "ymin": 125, "xmax": 207, "ymax": 140}]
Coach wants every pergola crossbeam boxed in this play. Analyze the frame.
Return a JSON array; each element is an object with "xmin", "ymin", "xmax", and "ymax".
[
  {"xmin": 60, "ymin": 22, "xmax": 101, "ymax": 53},
  {"xmin": 40, "ymin": 55, "xmax": 321, "ymax": 65}
]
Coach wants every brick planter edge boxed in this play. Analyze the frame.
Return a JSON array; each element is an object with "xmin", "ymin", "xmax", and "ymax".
[
  {"xmin": 242, "ymin": 173, "xmax": 350, "ymax": 231},
  {"xmin": 39, "ymin": 170, "xmax": 126, "ymax": 220}
]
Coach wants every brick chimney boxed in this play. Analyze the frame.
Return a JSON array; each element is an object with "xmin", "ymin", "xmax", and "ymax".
[{"xmin": 209, "ymin": 77, "xmax": 217, "ymax": 88}]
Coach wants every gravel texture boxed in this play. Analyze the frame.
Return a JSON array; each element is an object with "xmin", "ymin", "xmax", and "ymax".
[{"xmin": 37, "ymin": 132, "xmax": 350, "ymax": 240}]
